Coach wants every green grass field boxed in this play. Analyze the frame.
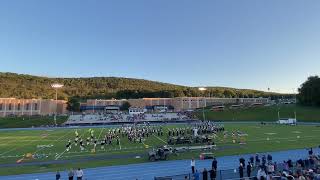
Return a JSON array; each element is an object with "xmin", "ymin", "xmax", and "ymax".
[
  {"xmin": 197, "ymin": 104, "xmax": 320, "ymax": 122},
  {"xmin": 0, "ymin": 116, "xmax": 68, "ymax": 128},
  {"xmin": 0, "ymin": 123, "xmax": 320, "ymax": 176}
]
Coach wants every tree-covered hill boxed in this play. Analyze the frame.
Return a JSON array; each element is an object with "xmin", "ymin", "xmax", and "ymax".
[{"xmin": 0, "ymin": 72, "xmax": 285, "ymax": 100}]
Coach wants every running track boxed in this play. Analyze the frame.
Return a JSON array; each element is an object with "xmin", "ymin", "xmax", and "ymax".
[{"xmin": 0, "ymin": 147, "xmax": 319, "ymax": 180}]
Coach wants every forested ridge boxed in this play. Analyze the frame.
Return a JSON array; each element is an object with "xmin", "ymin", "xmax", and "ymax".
[{"xmin": 0, "ymin": 72, "xmax": 284, "ymax": 100}]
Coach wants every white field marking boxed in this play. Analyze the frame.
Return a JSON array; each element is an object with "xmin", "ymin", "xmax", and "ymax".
[
  {"xmin": 64, "ymin": 145, "xmax": 147, "ymax": 155},
  {"xmin": 55, "ymin": 148, "xmax": 68, "ymax": 160},
  {"xmin": 55, "ymin": 129, "xmax": 86, "ymax": 160},
  {"xmin": 264, "ymin": 133, "xmax": 277, "ymax": 135},
  {"xmin": 119, "ymin": 138, "xmax": 122, "ymax": 150},
  {"xmin": 56, "ymin": 128, "xmax": 89, "ymax": 160},
  {"xmin": 34, "ymin": 130, "xmax": 75, "ymax": 154},
  {"xmin": 97, "ymin": 127, "xmax": 105, "ymax": 140},
  {"xmin": 62, "ymin": 147, "xmax": 149, "ymax": 158},
  {"xmin": 0, "ymin": 135, "xmax": 43, "ymax": 149},
  {"xmin": 292, "ymin": 131, "xmax": 302, "ymax": 134},
  {"xmin": 0, "ymin": 130, "xmax": 67, "ymax": 156},
  {"xmin": 288, "ymin": 140, "xmax": 297, "ymax": 142},
  {"xmin": 153, "ymin": 134, "xmax": 167, "ymax": 144}
]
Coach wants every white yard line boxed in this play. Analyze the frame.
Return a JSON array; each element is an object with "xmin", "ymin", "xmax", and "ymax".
[
  {"xmin": 55, "ymin": 129, "xmax": 87, "ymax": 160},
  {"xmin": 153, "ymin": 134, "xmax": 167, "ymax": 144},
  {"xmin": 55, "ymin": 148, "xmax": 68, "ymax": 160},
  {"xmin": 97, "ymin": 127, "xmax": 105, "ymax": 140},
  {"xmin": 0, "ymin": 130, "xmax": 71, "ymax": 157},
  {"xmin": 34, "ymin": 130, "xmax": 75, "ymax": 154}
]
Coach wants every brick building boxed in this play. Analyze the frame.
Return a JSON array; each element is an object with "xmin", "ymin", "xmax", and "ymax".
[{"xmin": 0, "ymin": 98, "xmax": 67, "ymax": 117}]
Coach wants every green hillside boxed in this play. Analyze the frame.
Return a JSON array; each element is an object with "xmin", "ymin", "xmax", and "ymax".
[
  {"xmin": 0, "ymin": 72, "xmax": 282, "ymax": 100},
  {"xmin": 197, "ymin": 104, "xmax": 320, "ymax": 122}
]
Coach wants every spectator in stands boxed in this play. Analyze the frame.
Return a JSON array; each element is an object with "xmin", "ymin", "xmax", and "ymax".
[
  {"xmin": 76, "ymin": 168, "xmax": 84, "ymax": 180},
  {"xmin": 212, "ymin": 158, "xmax": 218, "ymax": 170},
  {"xmin": 203, "ymin": 168, "xmax": 208, "ymax": 180},
  {"xmin": 68, "ymin": 168, "xmax": 74, "ymax": 180},
  {"xmin": 191, "ymin": 158, "xmax": 196, "ymax": 174},
  {"xmin": 239, "ymin": 163, "xmax": 244, "ymax": 179},
  {"xmin": 56, "ymin": 171, "xmax": 61, "ymax": 180}
]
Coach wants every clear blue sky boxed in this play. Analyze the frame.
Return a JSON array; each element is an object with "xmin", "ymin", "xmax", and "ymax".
[{"xmin": 1, "ymin": 0, "xmax": 320, "ymax": 93}]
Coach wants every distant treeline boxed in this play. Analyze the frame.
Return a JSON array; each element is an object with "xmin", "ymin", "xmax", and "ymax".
[{"xmin": 0, "ymin": 72, "xmax": 290, "ymax": 101}]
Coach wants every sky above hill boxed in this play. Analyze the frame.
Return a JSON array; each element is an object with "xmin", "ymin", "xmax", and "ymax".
[{"xmin": 1, "ymin": 0, "xmax": 320, "ymax": 93}]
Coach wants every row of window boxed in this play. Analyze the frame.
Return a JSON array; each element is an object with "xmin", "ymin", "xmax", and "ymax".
[{"xmin": 0, "ymin": 103, "xmax": 38, "ymax": 111}]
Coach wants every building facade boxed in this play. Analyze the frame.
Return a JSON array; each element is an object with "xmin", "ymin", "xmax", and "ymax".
[{"xmin": 0, "ymin": 98, "xmax": 67, "ymax": 117}]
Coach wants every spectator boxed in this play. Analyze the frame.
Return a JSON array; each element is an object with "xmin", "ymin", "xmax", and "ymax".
[
  {"xmin": 203, "ymin": 168, "xmax": 208, "ymax": 180},
  {"xmin": 262, "ymin": 155, "xmax": 266, "ymax": 166},
  {"xmin": 56, "ymin": 171, "xmax": 61, "ymax": 180},
  {"xmin": 239, "ymin": 163, "xmax": 244, "ymax": 179},
  {"xmin": 68, "ymin": 168, "xmax": 74, "ymax": 180},
  {"xmin": 191, "ymin": 158, "xmax": 196, "ymax": 174},
  {"xmin": 256, "ymin": 154, "xmax": 261, "ymax": 167},
  {"xmin": 194, "ymin": 170, "xmax": 200, "ymax": 180},
  {"xmin": 212, "ymin": 158, "xmax": 218, "ymax": 170},
  {"xmin": 250, "ymin": 156, "xmax": 254, "ymax": 165},
  {"xmin": 247, "ymin": 162, "xmax": 252, "ymax": 178},
  {"xmin": 267, "ymin": 154, "xmax": 272, "ymax": 163},
  {"xmin": 308, "ymin": 147, "xmax": 313, "ymax": 156},
  {"xmin": 76, "ymin": 168, "xmax": 84, "ymax": 180},
  {"xmin": 239, "ymin": 157, "xmax": 246, "ymax": 167},
  {"xmin": 287, "ymin": 159, "xmax": 293, "ymax": 169},
  {"xmin": 266, "ymin": 173, "xmax": 273, "ymax": 180},
  {"xmin": 209, "ymin": 168, "xmax": 216, "ymax": 180},
  {"xmin": 257, "ymin": 166, "xmax": 267, "ymax": 180}
]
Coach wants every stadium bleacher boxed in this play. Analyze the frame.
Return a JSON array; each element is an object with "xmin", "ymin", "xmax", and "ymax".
[{"xmin": 64, "ymin": 112, "xmax": 192, "ymax": 125}]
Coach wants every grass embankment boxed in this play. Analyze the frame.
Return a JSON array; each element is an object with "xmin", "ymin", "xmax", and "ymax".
[{"xmin": 197, "ymin": 104, "xmax": 320, "ymax": 122}]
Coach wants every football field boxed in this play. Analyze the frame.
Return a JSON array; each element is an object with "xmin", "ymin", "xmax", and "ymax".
[{"xmin": 0, "ymin": 123, "xmax": 320, "ymax": 176}]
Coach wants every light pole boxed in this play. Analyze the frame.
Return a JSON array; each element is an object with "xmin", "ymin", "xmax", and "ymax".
[
  {"xmin": 51, "ymin": 83, "xmax": 64, "ymax": 126},
  {"xmin": 198, "ymin": 87, "xmax": 207, "ymax": 121}
]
